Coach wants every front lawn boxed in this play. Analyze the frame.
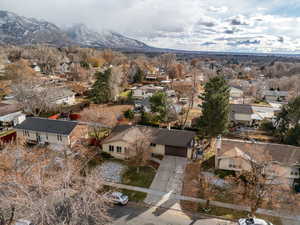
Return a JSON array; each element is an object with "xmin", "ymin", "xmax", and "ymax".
[
  {"xmin": 122, "ymin": 166, "xmax": 156, "ymax": 188},
  {"xmin": 121, "ymin": 189, "xmax": 147, "ymax": 202},
  {"xmin": 198, "ymin": 204, "xmax": 282, "ymax": 225}
]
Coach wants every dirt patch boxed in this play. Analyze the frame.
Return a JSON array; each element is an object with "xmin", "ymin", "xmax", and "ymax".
[
  {"xmin": 79, "ymin": 104, "xmax": 133, "ymax": 127},
  {"xmin": 181, "ymin": 162, "xmax": 201, "ymax": 212}
]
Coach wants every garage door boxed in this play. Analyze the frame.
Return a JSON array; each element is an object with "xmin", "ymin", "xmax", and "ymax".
[{"xmin": 165, "ymin": 145, "xmax": 187, "ymax": 157}]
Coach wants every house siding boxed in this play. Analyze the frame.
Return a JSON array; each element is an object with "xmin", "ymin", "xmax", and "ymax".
[
  {"xmin": 234, "ymin": 113, "xmax": 251, "ymax": 122},
  {"xmin": 54, "ymin": 95, "xmax": 75, "ymax": 105},
  {"xmin": 16, "ymin": 129, "xmax": 70, "ymax": 145},
  {"xmin": 217, "ymin": 157, "xmax": 300, "ymax": 187},
  {"xmin": 102, "ymin": 141, "xmax": 129, "ymax": 160}
]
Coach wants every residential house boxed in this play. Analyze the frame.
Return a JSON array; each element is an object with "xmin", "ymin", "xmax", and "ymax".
[
  {"xmin": 229, "ymin": 86, "xmax": 244, "ymax": 100},
  {"xmin": 102, "ymin": 125, "xmax": 197, "ymax": 159},
  {"xmin": 262, "ymin": 90, "xmax": 288, "ymax": 102},
  {"xmin": 215, "ymin": 138, "xmax": 300, "ymax": 187},
  {"xmin": 0, "ymin": 103, "xmax": 25, "ymax": 129},
  {"xmin": 230, "ymin": 104, "xmax": 254, "ymax": 126},
  {"xmin": 230, "ymin": 104, "xmax": 275, "ymax": 126},
  {"xmin": 132, "ymin": 85, "xmax": 165, "ymax": 99},
  {"xmin": 48, "ymin": 88, "xmax": 76, "ymax": 105},
  {"xmin": 15, "ymin": 117, "xmax": 85, "ymax": 146}
]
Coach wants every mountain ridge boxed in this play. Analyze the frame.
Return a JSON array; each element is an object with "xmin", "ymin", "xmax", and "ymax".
[{"xmin": 0, "ymin": 10, "xmax": 151, "ymax": 49}]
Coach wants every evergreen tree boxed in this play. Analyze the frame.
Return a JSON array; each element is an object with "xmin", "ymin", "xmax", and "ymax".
[
  {"xmin": 133, "ymin": 67, "xmax": 144, "ymax": 83},
  {"xmin": 197, "ymin": 76, "xmax": 230, "ymax": 138},
  {"xmin": 275, "ymin": 96, "xmax": 300, "ymax": 145},
  {"xmin": 149, "ymin": 91, "xmax": 169, "ymax": 122},
  {"xmin": 89, "ymin": 69, "xmax": 111, "ymax": 104}
]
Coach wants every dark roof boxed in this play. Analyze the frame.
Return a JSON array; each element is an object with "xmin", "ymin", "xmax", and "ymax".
[
  {"xmin": 230, "ymin": 104, "xmax": 253, "ymax": 114},
  {"xmin": 0, "ymin": 103, "xmax": 22, "ymax": 117},
  {"xmin": 152, "ymin": 128, "xmax": 196, "ymax": 147},
  {"xmin": 220, "ymin": 139, "xmax": 300, "ymax": 166},
  {"xmin": 15, "ymin": 117, "xmax": 78, "ymax": 135},
  {"xmin": 105, "ymin": 125, "xmax": 196, "ymax": 148}
]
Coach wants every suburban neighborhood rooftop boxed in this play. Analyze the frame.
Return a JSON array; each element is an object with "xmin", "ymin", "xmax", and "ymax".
[
  {"xmin": 15, "ymin": 117, "xmax": 78, "ymax": 135},
  {"xmin": 103, "ymin": 125, "xmax": 196, "ymax": 148},
  {"xmin": 219, "ymin": 138, "xmax": 300, "ymax": 166}
]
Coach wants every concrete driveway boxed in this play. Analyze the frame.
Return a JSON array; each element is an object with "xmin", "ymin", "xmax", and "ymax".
[{"xmin": 144, "ymin": 156, "xmax": 187, "ymax": 210}]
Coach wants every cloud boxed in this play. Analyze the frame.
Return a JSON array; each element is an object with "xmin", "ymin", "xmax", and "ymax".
[{"xmin": 1, "ymin": 0, "xmax": 300, "ymax": 53}]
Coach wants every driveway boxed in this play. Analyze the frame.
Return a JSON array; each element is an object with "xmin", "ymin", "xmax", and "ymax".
[{"xmin": 144, "ymin": 156, "xmax": 187, "ymax": 210}]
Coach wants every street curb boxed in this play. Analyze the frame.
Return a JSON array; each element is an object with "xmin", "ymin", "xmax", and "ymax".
[{"xmin": 127, "ymin": 201, "xmax": 237, "ymax": 223}]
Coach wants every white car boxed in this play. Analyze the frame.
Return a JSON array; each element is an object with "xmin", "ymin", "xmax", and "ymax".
[
  {"xmin": 15, "ymin": 220, "xmax": 33, "ymax": 225},
  {"xmin": 105, "ymin": 192, "xmax": 128, "ymax": 205},
  {"xmin": 238, "ymin": 218, "xmax": 274, "ymax": 225}
]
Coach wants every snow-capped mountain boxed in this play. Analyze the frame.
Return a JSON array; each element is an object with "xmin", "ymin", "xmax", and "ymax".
[
  {"xmin": 0, "ymin": 10, "xmax": 150, "ymax": 49},
  {"xmin": 65, "ymin": 24, "xmax": 149, "ymax": 49},
  {"xmin": 0, "ymin": 10, "xmax": 70, "ymax": 45}
]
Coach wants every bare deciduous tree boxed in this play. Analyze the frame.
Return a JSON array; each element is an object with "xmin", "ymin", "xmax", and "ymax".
[
  {"xmin": 0, "ymin": 142, "xmax": 110, "ymax": 225},
  {"xmin": 11, "ymin": 80, "xmax": 53, "ymax": 116},
  {"xmin": 127, "ymin": 127, "xmax": 152, "ymax": 173},
  {"xmin": 225, "ymin": 146, "xmax": 300, "ymax": 216}
]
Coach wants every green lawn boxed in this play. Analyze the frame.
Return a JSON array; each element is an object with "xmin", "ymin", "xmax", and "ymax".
[
  {"xmin": 122, "ymin": 166, "xmax": 156, "ymax": 188},
  {"xmin": 121, "ymin": 189, "xmax": 147, "ymax": 202},
  {"xmin": 198, "ymin": 204, "xmax": 282, "ymax": 225}
]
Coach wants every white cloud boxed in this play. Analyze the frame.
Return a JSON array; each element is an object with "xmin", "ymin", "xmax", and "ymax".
[{"xmin": 1, "ymin": 0, "xmax": 300, "ymax": 53}]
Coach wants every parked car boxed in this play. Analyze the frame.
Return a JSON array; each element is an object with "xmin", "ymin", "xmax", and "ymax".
[
  {"xmin": 238, "ymin": 218, "xmax": 274, "ymax": 225},
  {"xmin": 15, "ymin": 220, "xmax": 33, "ymax": 225},
  {"xmin": 105, "ymin": 192, "xmax": 128, "ymax": 205}
]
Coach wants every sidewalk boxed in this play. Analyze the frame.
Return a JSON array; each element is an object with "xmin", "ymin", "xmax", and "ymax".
[{"xmin": 104, "ymin": 181, "xmax": 300, "ymax": 222}]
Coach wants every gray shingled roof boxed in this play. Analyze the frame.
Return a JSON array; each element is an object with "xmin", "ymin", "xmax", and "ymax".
[
  {"xmin": 0, "ymin": 103, "xmax": 22, "ymax": 117},
  {"xmin": 15, "ymin": 117, "xmax": 78, "ymax": 135},
  {"xmin": 103, "ymin": 125, "xmax": 196, "ymax": 148},
  {"xmin": 230, "ymin": 104, "xmax": 253, "ymax": 114},
  {"xmin": 220, "ymin": 139, "xmax": 300, "ymax": 166}
]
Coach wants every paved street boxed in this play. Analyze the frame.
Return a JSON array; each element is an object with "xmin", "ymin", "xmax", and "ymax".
[
  {"xmin": 144, "ymin": 156, "xmax": 187, "ymax": 210},
  {"xmin": 108, "ymin": 203, "xmax": 235, "ymax": 225}
]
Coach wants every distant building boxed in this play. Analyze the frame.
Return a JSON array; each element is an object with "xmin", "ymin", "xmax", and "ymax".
[
  {"xmin": 47, "ymin": 88, "xmax": 76, "ymax": 105},
  {"xmin": 132, "ymin": 85, "xmax": 164, "ymax": 99},
  {"xmin": 230, "ymin": 104, "xmax": 275, "ymax": 126},
  {"xmin": 229, "ymin": 86, "xmax": 244, "ymax": 99},
  {"xmin": 262, "ymin": 90, "xmax": 288, "ymax": 102},
  {"xmin": 0, "ymin": 103, "xmax": 25, "ymax": 128}
]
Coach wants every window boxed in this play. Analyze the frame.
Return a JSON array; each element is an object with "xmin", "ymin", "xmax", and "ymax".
[
  {"xmin": 23, "ymin": 130, "xmax": 29, "ymax": 137},
  {"xmin": 117, "ymin": 146, "xmax": 122, "ymax": 153},
  {"xmin": 109, "ymin": 145, "xmax": 114, "ymax": 152},
  {"xmin": 150, "ymin": 143, "xmax": 156, "ymax": 147},
  {"xmin": 57, "ymin": 135, "xmax": 62, "ymax": 142}
]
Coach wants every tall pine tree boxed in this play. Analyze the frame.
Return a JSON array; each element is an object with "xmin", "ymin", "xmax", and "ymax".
[
  {"xmin": 197, "ymin": 76, "xmax": 230, "ymax": 138},
  {"xmin": 89, "ymin": 69, "xmax": 112, "ymax": 104}
]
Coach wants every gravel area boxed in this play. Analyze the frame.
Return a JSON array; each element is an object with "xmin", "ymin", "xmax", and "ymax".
[{"xmin": 97, "ymin": 161, "xmax": 127, "ymax": 183}]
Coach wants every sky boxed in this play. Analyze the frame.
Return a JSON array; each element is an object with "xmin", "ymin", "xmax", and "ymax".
[{"xmin": 1, "ymin": 0, "xmax": 300, "ymax": 53}]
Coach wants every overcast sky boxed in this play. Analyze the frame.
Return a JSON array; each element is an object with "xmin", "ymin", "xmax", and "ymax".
[{"xmin": 1, "ymin": 0, "xmax": 300, "ymax": 53}]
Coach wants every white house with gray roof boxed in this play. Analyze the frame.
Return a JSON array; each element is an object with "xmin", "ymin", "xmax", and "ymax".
[{"xmin": 15, "ymin": 117, "xmax": 80, "ymax": 146}]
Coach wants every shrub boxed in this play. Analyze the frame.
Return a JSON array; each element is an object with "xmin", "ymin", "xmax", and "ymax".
[
  {"xmin": 124, "ymin": 109, "xmax": 134, "ymax": 120},
  {"xmin": 100, "ymin": 151, "xmax": 113, "ymax": 159},
  {"xmin": 260, "ymin": 120, "xmax": 275, "ymax": 134}
]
